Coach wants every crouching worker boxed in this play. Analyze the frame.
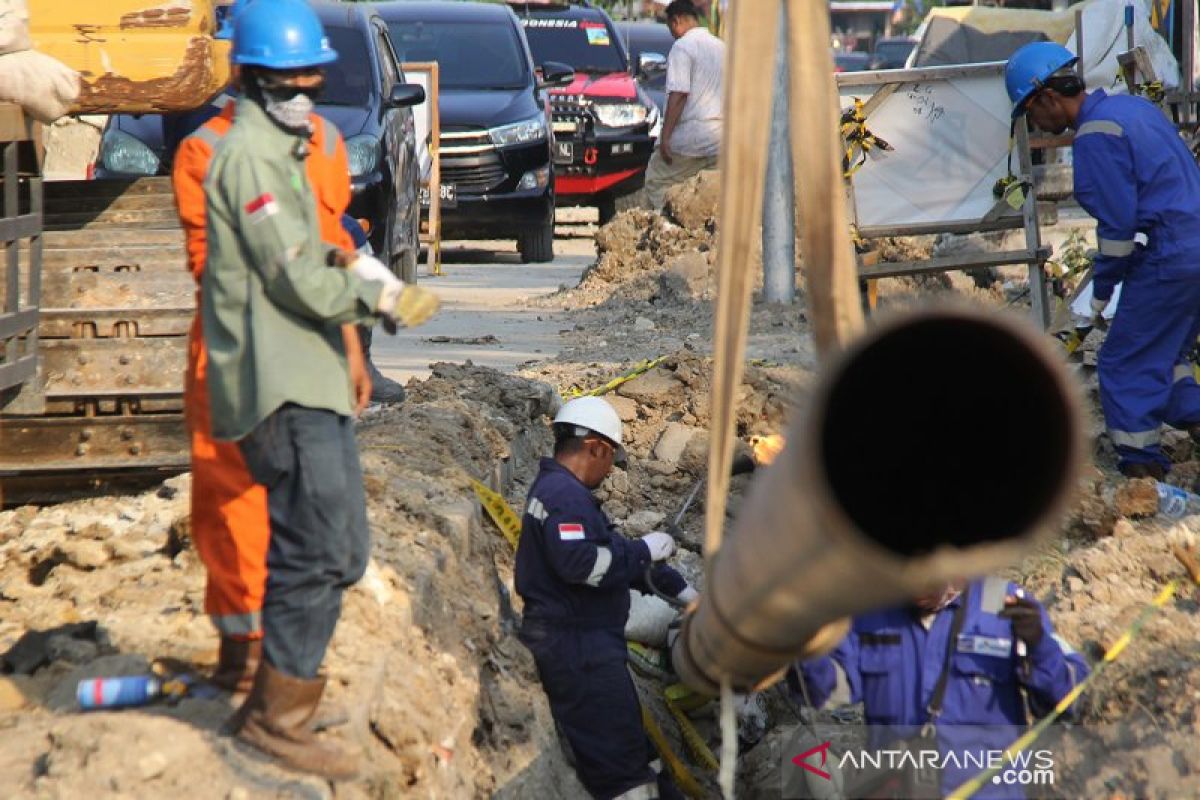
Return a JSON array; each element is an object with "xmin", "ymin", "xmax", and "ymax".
[
  {"xmin": 516, "ymin": 397, "xmax": 697, "ymax": 799},
  {"xmin": 792, "ymin": 577, "xmax": 1089, "ymax": 799},
  {"xmin": 202, "ymin": 0, "xmax": 438, "ymax": 779}
]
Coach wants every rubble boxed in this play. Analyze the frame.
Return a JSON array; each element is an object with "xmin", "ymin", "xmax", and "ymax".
[{"xmin": 0, "ymin": 363, "xmax": 585, "ymax": 799}]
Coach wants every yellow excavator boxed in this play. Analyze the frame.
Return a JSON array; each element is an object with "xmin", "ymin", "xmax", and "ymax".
[{"xmin": 0, "ymin": 1, "xmax": 229, "ymax": 505}]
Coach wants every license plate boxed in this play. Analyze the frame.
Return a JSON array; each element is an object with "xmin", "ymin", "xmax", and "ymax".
[
  {"xmin": 554, "ymin": 141, "xmax": 575, "ymax": 165},
  {"xmin": 420, "ymin": 183, "xmax": 457, "ymax": 209},
  {"xmin": 552, "ymin": 120, "xmax": 578, "ymax": 134}
]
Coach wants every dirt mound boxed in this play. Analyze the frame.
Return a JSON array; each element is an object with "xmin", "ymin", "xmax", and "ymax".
[
  {"xmin": 0, "ymin": 364, "xmax": 584, "ymax": 799},
  {"xmin": 663, "ymin": 170, "xmax": 720, "ymax": 232}
]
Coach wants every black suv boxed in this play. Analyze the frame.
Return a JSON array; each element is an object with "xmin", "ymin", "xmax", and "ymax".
[
  {"xmin": 378, "ymin": 1, "xmax": 567, "ymax": 263},
  {"xmin": 93, "ymin": 3, "xmax": 425, "ymax": 274}
]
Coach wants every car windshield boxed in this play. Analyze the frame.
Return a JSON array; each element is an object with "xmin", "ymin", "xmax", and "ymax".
[
  {"xmin": 521, "ymin": 18, "xmax": 626, "ymax": 73},
  {"xmin": 387, "ymin": 21, "xmax": 528, "ymax": 89},
  {"xmin": 323, "ymin": 26, "xmax": 373, "ymax": 106}
]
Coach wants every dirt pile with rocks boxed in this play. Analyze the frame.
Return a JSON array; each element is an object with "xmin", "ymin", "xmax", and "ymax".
[{"xmin": 0, "ymin": 363, "xmax": 583, "ymax": 800}]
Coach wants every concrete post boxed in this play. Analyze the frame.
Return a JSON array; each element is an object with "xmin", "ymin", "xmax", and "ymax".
[{"xmin": 761, "ymin": 6, "xmax": 795, "ymax": 304}]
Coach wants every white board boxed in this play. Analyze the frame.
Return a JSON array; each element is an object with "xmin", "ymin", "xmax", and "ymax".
[
  {"xmin": 404, "ymin": 65, "xmax": 435, "ymax": 182},
  {"xmin": 837, "ymin": 65, "xmax": 1012, "ymax": 231}
]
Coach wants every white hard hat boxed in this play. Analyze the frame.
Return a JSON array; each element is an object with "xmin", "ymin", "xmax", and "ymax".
[{"xmin": 553, "ymin": 396, "xmax": 625, "ymax": 457}]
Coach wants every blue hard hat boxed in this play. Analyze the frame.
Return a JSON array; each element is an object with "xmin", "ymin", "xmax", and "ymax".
[
  {"xmin": 214, "ymin": 0, "xmax": 251, "ymax": 41},
  {"xmin": 1005, "ymin": 41, "xmax": 1078, "ymax": 119},
  {"xmin": 231, "ymin": 0, "xmax": 338, "ymax": 69}
]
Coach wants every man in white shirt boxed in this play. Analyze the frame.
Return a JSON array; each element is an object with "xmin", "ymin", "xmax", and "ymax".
[{"xmin": 643, "ymin": 0, "xmax": 725, "ymax": 210}]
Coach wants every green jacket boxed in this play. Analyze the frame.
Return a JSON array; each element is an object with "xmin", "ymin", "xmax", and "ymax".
[{"xmin": 201, "ymin": 99, "xmax": 383, "ymax": 441}]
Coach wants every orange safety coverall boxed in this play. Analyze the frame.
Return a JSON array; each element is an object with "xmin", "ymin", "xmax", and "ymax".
[{"xmin": 173, "ymin": 103, "xmax": 355, "ymax": 639}]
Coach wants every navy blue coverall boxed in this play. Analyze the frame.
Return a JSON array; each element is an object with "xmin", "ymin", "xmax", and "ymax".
[
  {"xmin": 797, "ymin": 579, "xmax": 1089, "ymax": 799},
  {"xmin": 515, "ymin": 458, "xmax": 687, "ymax": 800},
  {"xmin": 1074, "ymin": 90, "xmax": 1200, "ymax": 471}
]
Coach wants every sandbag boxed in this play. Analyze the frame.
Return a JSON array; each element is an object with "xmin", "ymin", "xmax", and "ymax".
[
  {"xmin": 0, "ymin": 49, "xmax": 80, "ymax": 122},
  {"xmin": 624, "ymin": 590, "xmax": 678, "ymax": 647},
  {"xmin": 0, "ymin": 0, "xmax": 29, "ymax": 56}
]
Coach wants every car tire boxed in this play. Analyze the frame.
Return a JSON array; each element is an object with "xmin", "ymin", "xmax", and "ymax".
[
  {"xmin": 518, "ymin": 223, "xmax": 554, "ymax": 264},
  {"xmin": 597, "ymin": 197, "xmax": 617, "ymax": 225}
]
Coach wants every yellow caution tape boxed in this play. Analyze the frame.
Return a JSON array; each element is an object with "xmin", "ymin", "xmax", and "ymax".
[
  {"xmin": 470, "ymin": 479, "xmax": 521, "ymax": 550},
  {"xmin": 642, "ymin": 705, "xmax": 708, "ymax": 799},
  {"xmin": 563, "ymin": 356, "xmax": 668, "ymax": 399},
  {"xmin": 948, "ymin": 565, "xmax": 1198, "ymax": 800},
  {"xmin": 840, "ymin": 97, "xmax": 894, "ymax": 178}
]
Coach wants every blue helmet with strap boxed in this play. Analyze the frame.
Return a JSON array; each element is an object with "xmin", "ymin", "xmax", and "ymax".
[
  {"xmin": 231, "ymin": 0, "xmax": 338, "ymax": 69},
  {"xmin": 214, "ymin": 0, "xmax": 251, "ymax": 41},
  {"xmin": 1005, "ymin": 41, "xmax": 1079, "ymax": 119}
]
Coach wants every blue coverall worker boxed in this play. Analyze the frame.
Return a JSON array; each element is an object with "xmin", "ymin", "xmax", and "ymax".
[
  {"xmin": 515, "ymin": 397, "xmax": 696, "ymax": 800},
  {"xmin": 795, "ymin": 578, "xmax": 1089, "ymax": 799},
  {"xmin": 1007, "ymin": 42, "xmax": 1200, "ymax": 478},
  {"xmin": 204, "ymin": 0, "xmax": 437, "ymax": 780}
]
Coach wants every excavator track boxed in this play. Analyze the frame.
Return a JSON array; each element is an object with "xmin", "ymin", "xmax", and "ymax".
[{"xmin": 1, "ymin": 177, "xmax": 192, "ymax": 506}]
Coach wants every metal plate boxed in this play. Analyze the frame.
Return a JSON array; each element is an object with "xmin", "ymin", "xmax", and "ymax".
[
  {"xmin": 0, "ymin": 413, "xmax": 188, "ymax": 472},
  {"xmin": 41, "ymin": 337, "xmax": 186, "ymax": 397}
]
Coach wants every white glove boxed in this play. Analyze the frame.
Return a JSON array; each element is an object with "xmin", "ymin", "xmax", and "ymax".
[
  {"xmin": 1090, "ymin": 295, "xmax": 1108, "ymax": 316},
  {"xmin": 676, "ymin": 585, "xmax": 699, "ymax": 604},
  {"xmin": 641, "ymin": 531, "xmax": 676, "ymax": 562},
  {"xmin": 349, "ymin": 254, "xmax": 401, "ymax": 289}
]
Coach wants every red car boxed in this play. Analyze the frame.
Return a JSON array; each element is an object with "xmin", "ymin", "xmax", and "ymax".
[{"xmin": 512, "ymin": 1, "xmax": 659, "ymax": 223}]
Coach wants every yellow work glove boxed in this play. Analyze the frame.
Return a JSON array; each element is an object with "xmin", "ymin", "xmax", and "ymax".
[{"xmin": 387, "ymin": 284, "xmax": 440, "ymax": 328}]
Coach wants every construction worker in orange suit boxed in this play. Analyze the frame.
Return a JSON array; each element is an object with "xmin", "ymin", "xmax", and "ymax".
[{"xmin": 171, "ymin": 0, "xmax": 371, "ymax": 693}]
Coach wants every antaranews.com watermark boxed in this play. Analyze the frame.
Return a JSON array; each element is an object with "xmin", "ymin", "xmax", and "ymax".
[{"xmin": 781, "ymin": 724, "xmax": 1060, "ymax": 798}]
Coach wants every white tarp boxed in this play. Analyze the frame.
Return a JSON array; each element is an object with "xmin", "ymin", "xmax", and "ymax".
[
  {"xmin": 838, "ymin": 66, "xmax": 1012, "ymax": 230},
  {"xmin": 1070, "ymin": 0, "xmax": 1180, "ymax": 92}
]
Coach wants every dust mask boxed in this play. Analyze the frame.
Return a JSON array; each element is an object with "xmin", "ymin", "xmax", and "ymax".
[{"xmin": 263, "ymin": 87, "xmax": 315, "ymax": 132}]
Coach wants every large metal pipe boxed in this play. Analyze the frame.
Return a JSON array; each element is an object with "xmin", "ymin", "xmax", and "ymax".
[{"xmin": 673, "ymin": 307, "xmax": 1086, "ymax": 694}]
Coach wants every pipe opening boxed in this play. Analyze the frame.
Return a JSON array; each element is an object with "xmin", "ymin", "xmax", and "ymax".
[{"xmin": 820, "ymin": 314, "xmax": 1074, "ymax": 556}]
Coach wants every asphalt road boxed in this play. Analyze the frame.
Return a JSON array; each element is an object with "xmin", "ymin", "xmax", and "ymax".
[{"xmin": 370, "ymin": 224, "xmax": 595, "ymax": 383}]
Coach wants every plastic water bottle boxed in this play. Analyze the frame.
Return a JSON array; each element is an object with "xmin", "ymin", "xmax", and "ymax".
[
  {"xmin": 76, "ymin": 675, "xmax": 161, "ymax": 710},
  {"xmin": 1156, "ymin": 481, "xmax": 1200, "ymax": 520}
]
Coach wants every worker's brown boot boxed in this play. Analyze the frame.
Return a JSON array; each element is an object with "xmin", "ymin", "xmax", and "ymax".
[
  {"xmin": 212, "ymin": 637, "xmax": 262, "ymax": 693},
  {"xmin": 233, "ymin": 663, "xmax": 360, "ymax": 781}
]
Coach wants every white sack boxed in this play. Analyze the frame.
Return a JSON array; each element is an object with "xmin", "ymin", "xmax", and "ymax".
[
  {"xmin": 0, "ymin": 49, "xmax": 80, "ymax": 123},
  {"xmin": 0, "ymin": 0, "xmax": 29, "ymax": 56},
  {"xmin": 624, "ymin": 590, "xmax": 678, "ymax": 647}
]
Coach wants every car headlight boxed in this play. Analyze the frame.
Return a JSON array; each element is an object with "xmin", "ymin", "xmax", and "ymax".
[
  {"xmin": 592, "ymin": 102, "xmax": 649, "ymax": 128},
  {"xmin": 346, "ymin": 135, "xmax": 381, "ymax": 178},
  {"xmin": 489, "ymin": 115, "xmax": 547, "ymax": 148},
  {"xmin": 100, "ymin": 129, "xmax": 160, "ymax": 176}
]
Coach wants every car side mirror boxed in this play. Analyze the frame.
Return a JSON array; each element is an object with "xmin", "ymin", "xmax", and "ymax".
[
  {"xmin": 388, "ymin": 83, "xmax": 426, "ymax": 108},
  {"xmin": 538, "ymin": 61, "xmax": 575, "ymax": 89},
  {"xmin": 637, "ymin": 52, "xmax": 667, "ymax": 78}
]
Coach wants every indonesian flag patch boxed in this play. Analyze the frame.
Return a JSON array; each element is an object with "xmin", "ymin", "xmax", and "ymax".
[
  {"xmin": 558, "ymin": 523, "xmax": 585, "ymax": 541},
  {"xmin": 244, "ymin": 193, "xmax": 279, "ymax": 225}
]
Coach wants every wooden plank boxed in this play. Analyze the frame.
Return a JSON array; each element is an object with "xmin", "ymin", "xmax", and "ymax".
[
  {"xmin": 859, "ymin": 248, "xmax": 1050, "ymax": 279},
  {"xmin": 0, "ymin": 104, "xmax": 36, "ymax": 143}
]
